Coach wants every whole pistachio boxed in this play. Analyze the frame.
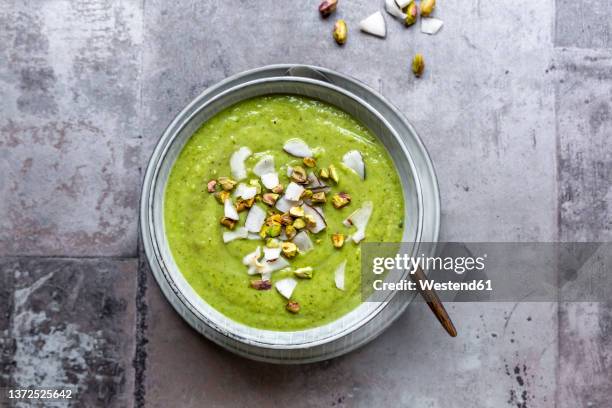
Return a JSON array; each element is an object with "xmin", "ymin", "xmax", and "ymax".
[
  {"xmin": 318, "ymin": 0, "xmax": 338, "ymax": 18},
  {"xmin": 412, "ymin": 53, "xmax": 425, "ymax": 78},
  {"xmin": 420, "ymin": 0, "xmax": 435, "ymax": 17},
  {"xmin": 333, "ymin": 19, "xmax": 348, "ymax": 45},
  {"xmin": 404, "ymin": 1, "xmax": 418, "ymax": 26}
]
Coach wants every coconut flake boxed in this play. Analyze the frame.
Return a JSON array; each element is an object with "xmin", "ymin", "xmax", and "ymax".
[
  {"xmin": 293, "ymin": 231, "xmax": 314, "ymax": 253},
  {"xmin": 253, "ymin": 155, "xmax": 275, "ymax": 176},
  {"xmin": 283, "ymin": 138, "xmax": 313, "ymax": 158},
  {"xmin": 263, "ymin": 246, "xmax": 282, "ymax": 261},
  {"xmin": 385, "ymin": 0, "xmax": 406, "ymax": 20},
  {"xmin": 242, "ymin": 246, "xmax": 261, "ymax": 266},
  {"xmin": 234, "ymin": 183, "xmax": 257, "ymax": 199},
  {"xmin": 284, "ymin": 182, "xmax": 305, "ymax": 202},
  {"xmin": 342, "ymin": 150, "xmax": 366, "ymax": 180},
  {"xmin": 223, "ymin": 227, "xmax": 248, "ymax": 243},
  {"xmin": 303, "ymin": 204, "xmax": 326, "ymax": 233},
  {"xmin": 245, "ymin": 205, "xmax": 266, "ymax": 233},
  {"xmin": 275, "ymin": 278, "xmax": 298, "ymax": 299},
  {"xmin": 260, "ymin": 172, "xmax": 279, "ymax": 189},
  {"xmin": 247, "ymin": 233, "xmax": 262, "ymax": 240},
  {"xmin": 421, "ymin": 18, "xmax": 444, "ymax": 35},
  {"xmin": 359, "ymin": 11, "xmax": 386, "ymax": 38},
  {"xmin": 306, "ymin": 172, "xmax": 326, "ymax": 189},
  {"xmin": 224, "ymin": 199, "xmax": 239, "ymax": 221},
  {"xmin": 335, "ymin": 260, "xmax": 347, "ymax": 290},
  {"xmin": 275, "ymin": 197, "xmax": 299, "ymax": 213},
  {"xmin": 230, "ymin": 147, "xmax": 251, "ymax": 180},
  {"xmin": 343, "ymin": 201, "xmax": 374, "ymax": 243},
  {"xmin": 267, "ymin": 257, "xmax": 290, "ymax": 272},
  {"xmin": 396, "ymin": 0, "xmax": 412, "ymax": 7}
]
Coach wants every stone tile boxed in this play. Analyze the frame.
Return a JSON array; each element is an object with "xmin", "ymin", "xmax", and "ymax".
[
  {"xmin": 555, "ymin": 0, "xmax": 612, "ymax": 49},
  {"xmin": 0, "ymin": 257, "xmax": 138, "ymax": 407},
  {"xmin": 556, "ymin": 48, "xmax": 612, "ymax": 408},
  {"xmin": 0, "ymin": 0, "xmax": 143, "ymax": 257},
  {"xmin": 145, "ymin": 266, "xmax": 556, "ymax": 407}
]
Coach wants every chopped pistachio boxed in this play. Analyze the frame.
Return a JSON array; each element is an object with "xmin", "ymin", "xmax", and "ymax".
[
  {"xmin": 262, "ymin": 193, "xmax": 280, "ymax": 206},
  {"xmin": 220, "ymin": 217, "xmax": 237, "ymax": 230},
  {"xmin": 285, "ymin": 225, "xmax": 297, "ymax": 240},
  {"xmin": 207, "ymin": 179, "xmax": 217, "ymax": 193},
  {"xmin": 332, "ymin": 192, "xmax": 351, "ymax": 209},
  {"xmin": 293, "ymin": 218, "xmax": 306, "ymax": 230},
  {"xmin": 281, "ymin": 242, "xmax": 298, "ymax": 258},
  {"xmin": 267, "ymin": 223, "xmax": 282, "ymax": 237},
  {"xmin": 303, "ymin": 157, "xmax": 317, "ymax": 168},
  {"xmin": 218, "ymin": 176, "xmax": 237, "ymax": 191},
  {"xmin": 250, "ymin": 279, "xmax": 272, "ymax": 290},
  {"xmin": 271, "ymin": 184, "xmax": 284, "ymax": 194},
  {"xmin": 266, "ymin": 214, "xmax": 282, "ymax": 226},
  {"xmin": 311, "ymin": 191, "xmax": 326, "ymax": 203},
  {"xmin": 280, "ymin": 213, "xmax": 294, "ymax": 226},
  {"xmin": 249, "ymin": 179, "xmax": 262, "ymax": 194},
  {"xmin": 259, "ymin": 225, "xmax": 269, "ymax": 239},
  {"xmin": 291, "ymin": 166, "xmax": 308, "ymax": 184},
  {"xmin": 235, "ymin": 199, "xmax": 249, "ymax": 212},
  {"xmin": 332, "ymin": 233, "xmax": 345, "ymax": 248},
  {"xmin": 289, "ymin": 206, "xmax": 305, "ymax": 218},
  {"xmin": 294, "ymin": 267, "xmax": 313, "ymax": 279},
  {"xmin": 214, "ymin": 190, "xmax": 230, "ymax": 204},
  {"xmin": 286, "ymin": 300, "xmax": 300, "ymax": 313},
  {"xmin": 304, "ymin": 214, "xmax": 317, "ymax": 229},
  {"xmin": 266, "ymin": 238, "xmax": 280, "ymax": 248},
  {"xmin": 329, "ymin": 165, "xmax": 339, "ymax": 183},
  {"xmin": 319, "ymin": 168, "xmax": 330, "ymax": 179},
  {"xmin": 301, "ymin": 189, "xmax": 313, "ymax": 200}
]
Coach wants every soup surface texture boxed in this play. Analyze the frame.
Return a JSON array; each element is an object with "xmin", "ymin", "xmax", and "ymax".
[{"xmin": 165, "ymin": 95, "xmax": 404, "ymax": 330}]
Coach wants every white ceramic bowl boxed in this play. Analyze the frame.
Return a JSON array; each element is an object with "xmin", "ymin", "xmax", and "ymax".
[{"xmin": 140, "ymin": 65, "xmax": 440, "ymax": 363}]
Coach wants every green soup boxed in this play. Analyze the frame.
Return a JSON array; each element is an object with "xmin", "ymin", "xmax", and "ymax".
[{"xmin": 164, "ymin": 95, "xmax": 404, "ymax": 331}]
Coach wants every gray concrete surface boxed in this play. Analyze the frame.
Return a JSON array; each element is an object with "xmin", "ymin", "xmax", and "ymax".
[{"xmin": 0, "ymin": 0, "xmax": 610, "ymax": 406}]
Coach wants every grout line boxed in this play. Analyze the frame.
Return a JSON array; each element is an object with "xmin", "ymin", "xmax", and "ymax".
[
  {"xmin": 0, "ymin": 255, "xmax": 138, "ymax": 261},
  {"xmin": 133, "ymin": 0, "xmax": 148, "ymax": 407}
]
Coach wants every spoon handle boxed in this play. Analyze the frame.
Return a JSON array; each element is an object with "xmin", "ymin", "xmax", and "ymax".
[{"xmin": 410, "ymin": 266, "xmax": 458, "ymax": 337}]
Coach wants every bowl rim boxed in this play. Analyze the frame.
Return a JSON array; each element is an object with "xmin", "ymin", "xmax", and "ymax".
[{"xmin": 140, "ymin": 65, "xmax": 441, "ymax": 356}]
